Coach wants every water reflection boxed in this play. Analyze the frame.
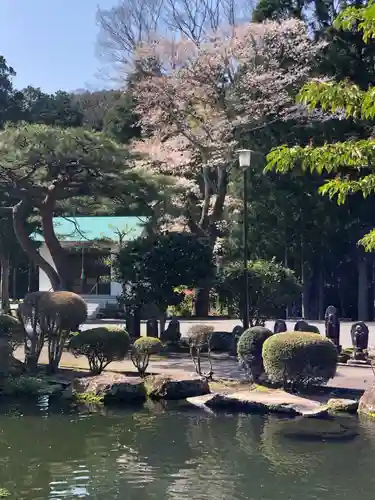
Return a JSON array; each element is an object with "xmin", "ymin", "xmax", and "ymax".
[{"xmin": 0, "ymin": 399, "xmax": 373, "ymax": 499}]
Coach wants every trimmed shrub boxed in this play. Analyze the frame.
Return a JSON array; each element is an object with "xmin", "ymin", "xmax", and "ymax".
[
  {"xmin": 19, "ymin": 291, "xmax": 88, "ymax": 372},
  {"xmin": 39, "ymin": 291, "xmax": 88, "ymax": 331},
  {"xmin": 0, "ymin": 314, "xmax": 24, "ymax": 351},
  {"xmin": 262, "ymin": 332, "xmax": 338, "ymax": 389},
  {"xmin": 131, "ymin": 337, "xmax": 163, "ymax": 377},
  {"xmin": 69, "ymin": 326, "xmax": 131, "ymax": 374},
  {"xmin": 237, "ymin": 326, "xmax": 273, "ymax": 381},
  {"xmin": 41, "ymin": 291, "xmax": 88, "ymax": 372}
]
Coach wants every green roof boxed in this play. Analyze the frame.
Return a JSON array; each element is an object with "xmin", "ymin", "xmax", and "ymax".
[{"xmin": 33, "ymin": 216, "xmax": 147, "ymax": 243}]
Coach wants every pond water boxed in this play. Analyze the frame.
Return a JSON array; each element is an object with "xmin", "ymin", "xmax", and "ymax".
[{"xmin": 0, "ymin": 398, "xmax": 374, "ymax": 499}]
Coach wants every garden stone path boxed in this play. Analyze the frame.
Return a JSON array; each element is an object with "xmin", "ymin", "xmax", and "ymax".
[{"xmin": 14, "ymin": 347, "xmax": 374, "ymax": 391}]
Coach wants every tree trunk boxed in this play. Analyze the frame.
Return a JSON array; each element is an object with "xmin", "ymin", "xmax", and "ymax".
[
  {"xmin": 194, "ymin": 286, "xmax": 210, "ymax": 317},
  {"xmin": 13, "ymin": 200, "xmax": 61, "ymax": 291},
  {"xmin": 318, "ymin": 265, "xmax": 324, "ymax": 320},
  {"xmin": 358, "ymin": 252, "xmax": 368, "ymax": 321},
  {"xmin": 284, "ymin": 244, "xmax": 290, "ymax": 319},
  {"xmin": 12, "ymin": 265, "xmax": 16, "ymax": 300},
  {"xmin": 40, "ymin": 189, "xmax": 70, "ymax": 290},
  {"xmin": 300, "ymin": 236, "xmax": 310, "ymax": 319},
  {"xmin": 0, "ymin": 254, "xmax": 10, "ymax": 314}
]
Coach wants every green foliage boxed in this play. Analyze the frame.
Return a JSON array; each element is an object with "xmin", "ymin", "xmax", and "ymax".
[
  {"xmin": 216, "ymin": 259, "xmax": 301, "ymax": 325},
  {"xmin": 262, "ymin": 332, "xmax": 338, "ymax": 388},
  {"xmin": 103, "ymin": 92, "xmax": 141, "ymax": 144},
  {"xmin": 116, "ymin": 232, "xmax": 214, "ymax": 312},
  {"xmin": 0, "ymin": 488, "xmax": 10, "ymax": 498},
  {"xmin": 69, "ymin": 326, "xmax": 131, "ymax": 374},
  {"xmin": 20, "ymin": 86, "xmax": 83, "ymax": 127},
  {"xmin": 265, "ymin": 1, "xmax": 375, "ymax": 251},
  {"xmin": 334, "ymin": 0, "xmax": 375, "ymax": 42},
  {"xmin": 237, "ymin": 326, "xmax": 274, "ymax": 381},
  {"xmin": 133, "ymin": 337, "xmax": 162, "ymax": 354},
  {"xmin": 72, "ymin": 89, "xmax": 121, "ymax": 131},
  {"xmin": 131, "ymin": 337, "xmax": 163, "ymax": 377},
  {"xmin": 0, "ymin": 55, "xmax": 23, "ymax": 127},
  {"xmin": 252, "ymin": 0, "xmax": 303, "ymax": 22},
  {"xmin": 73, "ymin": 392, "xmax": 104, "ymax": 404},
  {"xmin": 168, "ymin": 287, "xmax": 193, "ymax": 317},
  {"xmin": 0, "ymin": 122, "xmax": 134, "ymax": 197}
]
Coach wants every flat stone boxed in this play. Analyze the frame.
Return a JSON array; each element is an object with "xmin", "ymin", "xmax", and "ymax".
[
  {"xmin": 71, "ymin": 373, "xmax": 146, "ymax": 403},
  {"xmin": 325, "ymin": 398, "xmax": 359, "ymax": 414},
  {"xmin": 187, "ymin": 389, "xmax": 325, "ymax": 417},
  {"xmin": 146, "ymin": 374, "xmax": 210, "ymax": 400},
  {"xmin": 347, "ymin": 359, "xmax": 371, "ymax": 367}
]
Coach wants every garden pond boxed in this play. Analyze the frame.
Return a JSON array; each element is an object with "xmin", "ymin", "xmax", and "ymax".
[{"xmin": 0, "ymin": 397, "xmax": 374, "ymax": 499}]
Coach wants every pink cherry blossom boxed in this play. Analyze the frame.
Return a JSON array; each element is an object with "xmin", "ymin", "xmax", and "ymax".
[{"xmin": 131, "ymin": 19, "xmax": 323, "ymax": 239}]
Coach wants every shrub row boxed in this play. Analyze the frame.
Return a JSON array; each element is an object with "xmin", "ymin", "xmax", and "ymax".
[
  {"xmin": 237, "ymin": 327, "xmax": 338, "ymax": 389},
  {"xmin": 69, "ymin": 327, "xmax": 162, "ymax": 377}
]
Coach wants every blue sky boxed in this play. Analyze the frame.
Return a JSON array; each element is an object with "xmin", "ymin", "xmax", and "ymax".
[{"xmin": 0, "ymin": 0, "xmax": 118, "ymax": 93}]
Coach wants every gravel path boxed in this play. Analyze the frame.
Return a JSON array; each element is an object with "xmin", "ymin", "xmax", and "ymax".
[{"xmin": 14, "ymin": 346, "xmax": 374, "ymax": 392}]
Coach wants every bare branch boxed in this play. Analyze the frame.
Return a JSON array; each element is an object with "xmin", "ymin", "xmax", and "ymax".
[{"xmin": 97, "ymin": 0, "xmax": 164, "ymax": 67}]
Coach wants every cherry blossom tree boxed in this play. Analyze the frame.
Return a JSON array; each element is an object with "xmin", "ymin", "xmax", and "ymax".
[{"xmin": 131, "ymin": 19, "xmax": 323, "ymax": 313}]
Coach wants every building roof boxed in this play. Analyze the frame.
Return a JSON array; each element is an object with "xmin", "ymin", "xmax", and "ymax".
[{"xmin": 33, "ymin": 216, "xmax": 147, "ymax": 243}]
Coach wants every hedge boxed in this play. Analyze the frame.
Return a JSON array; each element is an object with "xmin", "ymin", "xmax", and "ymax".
[
  {"xmin": 262, "ymin": 332, "xmax": 338, "ymax": 388},
  {"xmin": 237, "ymin": 326, "xmax": 273, "ymax": 381}
]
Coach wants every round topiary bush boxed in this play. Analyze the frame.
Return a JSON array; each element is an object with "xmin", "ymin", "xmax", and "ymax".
[
  {"xmin": 237, "ymin": 326, "xmax": 273, "ymax": 381},
  {"xmin": 262, "ymin": 332, "xmax": 338, "ymax": 389},
  {"xmin": 131, "ymin": 337, "xmax": 163, "ymax": 377},
  {"xmin": 134, "ymin": 337, "xmax": 162, "ymax": 355},
  {"xmin": 39, "ymin": 291, "xmax": 88, "ymax": 331},
  {"xmin": 38, "ymin": 291, "xmax": 88, "ymax": 372},
  {"xmin": 69, "ymin": 325, "xmax": 131, "ymax": 374}
]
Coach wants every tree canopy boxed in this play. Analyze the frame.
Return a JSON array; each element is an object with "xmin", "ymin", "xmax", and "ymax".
[{"xmin": 265, "ymin": 1, "xmax": 375, "ymax": 251}]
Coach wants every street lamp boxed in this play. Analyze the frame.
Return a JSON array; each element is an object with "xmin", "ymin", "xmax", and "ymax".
[{"xmin": 238, "ymin": 149, "xmax": 252, "ymax": 330}]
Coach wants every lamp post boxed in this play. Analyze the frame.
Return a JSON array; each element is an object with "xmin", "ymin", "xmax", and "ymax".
[{"xmin": 238, "ymin": 149, "xmax": 252, "ymax": 330}]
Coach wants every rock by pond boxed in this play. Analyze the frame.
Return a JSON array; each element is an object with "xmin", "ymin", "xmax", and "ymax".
[
  {"xmin": 187, "ymin": 392, "xmax": 304, "ymax": 416},
  {"xmin": 145, "ymin": 373, "xmax": 210, "ymax": 400},
  {"xmin": 358, "ymin": 383, "xmax": 375, "ymax": 417},
  {"xmin": 71, "ymin": 373, "xmax": 147, "ymax": 404},
  {"xmin": 325, "ymin": 398, "xmax": 359, "ymax": 414},
  {"xmin": 187, "ymin": 390, "xmax": 359, "ymax": 418}
]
